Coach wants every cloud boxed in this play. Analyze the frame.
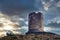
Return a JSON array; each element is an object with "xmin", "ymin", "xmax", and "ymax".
[
  {"xmin": 11, "ymin": 15, "xmax": 28, "ymax": 26},
  {"xmin": 0, "ymin": 12, "xmax": 28, "ymax": 36},
  {"xmin": 56, "ymin": 1, "xmax": 60, "ymax": 7},
  {"xmin": 0, "ymin": 0, "xmax": 40, "ymax": 16},
  {"xmin": 46, "ymin": 17, "xmax": 60, "ymax": 28},
  {"xmin": 41, "ymin": 0, "xmax": 60, "ymax": 11},
  {"xmin": 41, "ymin": 0, "xmax": 53, "ymax": 11},
  {"xmin": 51, "ymin": 30, "xmax": 60, "ymax": 35},
  {"xmin": 13, "ymin": 26, "xmax": 28, "ymax": 35},
  {"xmin": 47, "ymin": 22, "xmax": 60, "ymax": 28},
  {"xmin": 41, "ymin": 0, "xmax": 49, "ymax": 11},
  {"xmin": 44, "ymin": 27, "xmax": 52, "ymax": 31},
  {"xmin": 48, "ymin": 17, "xmax": 60, "ymax": 24}
]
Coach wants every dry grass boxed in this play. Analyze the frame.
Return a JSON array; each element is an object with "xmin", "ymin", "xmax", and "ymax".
[{"xmin": 0, "ymin": 33, "xmax": 60, "ymax": 40}]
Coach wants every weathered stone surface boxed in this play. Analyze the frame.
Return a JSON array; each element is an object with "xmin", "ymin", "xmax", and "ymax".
[{"xmin": 28, "ymin": 12, "xmax": 44, "ymax": 32}]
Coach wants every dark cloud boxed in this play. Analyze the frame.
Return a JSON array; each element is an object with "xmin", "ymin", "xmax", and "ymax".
[{"xmin": 0, "ymin": 0, "xmax": 42, "ymax": 16}]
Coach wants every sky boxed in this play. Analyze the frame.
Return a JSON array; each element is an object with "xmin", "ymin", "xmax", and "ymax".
[{"xmin": 0, "ymin": 0, "xmax": 60, "ymax": 36}]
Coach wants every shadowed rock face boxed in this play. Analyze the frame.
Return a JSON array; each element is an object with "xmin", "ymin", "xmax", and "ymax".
[{"xmin": 28, "ymin": 12, "xmax": 44, "ymax": 32}]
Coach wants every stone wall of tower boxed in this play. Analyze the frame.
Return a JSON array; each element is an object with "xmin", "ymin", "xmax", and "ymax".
[{"xmin": 28, "ymin": 12, "xmax": 44, "ymax": 32}]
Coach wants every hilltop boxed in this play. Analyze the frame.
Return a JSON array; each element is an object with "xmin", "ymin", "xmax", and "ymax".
[{"xmin": 0, "ymin": 32, "xmax": 60, "ymax": 40}]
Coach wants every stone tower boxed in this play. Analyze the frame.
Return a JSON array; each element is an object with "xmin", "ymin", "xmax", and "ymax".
[{"xmin": 28, "ymin": 12, "xmax": 44, "ymax": 32}]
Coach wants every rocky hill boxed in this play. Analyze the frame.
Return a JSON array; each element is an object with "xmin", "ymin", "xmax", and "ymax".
[{"xmin": 0, "ymin": 32, "xmax": 60, "ymax": 40}]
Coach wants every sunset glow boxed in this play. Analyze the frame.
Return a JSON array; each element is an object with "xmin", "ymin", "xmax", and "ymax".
[
  {"xmin": 3, "ymin": 26, "xmax": 14, "ymax": 30},
  {"xmin": 0, "ymin": 12, "xmax": 21, "ymax": 37}
]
